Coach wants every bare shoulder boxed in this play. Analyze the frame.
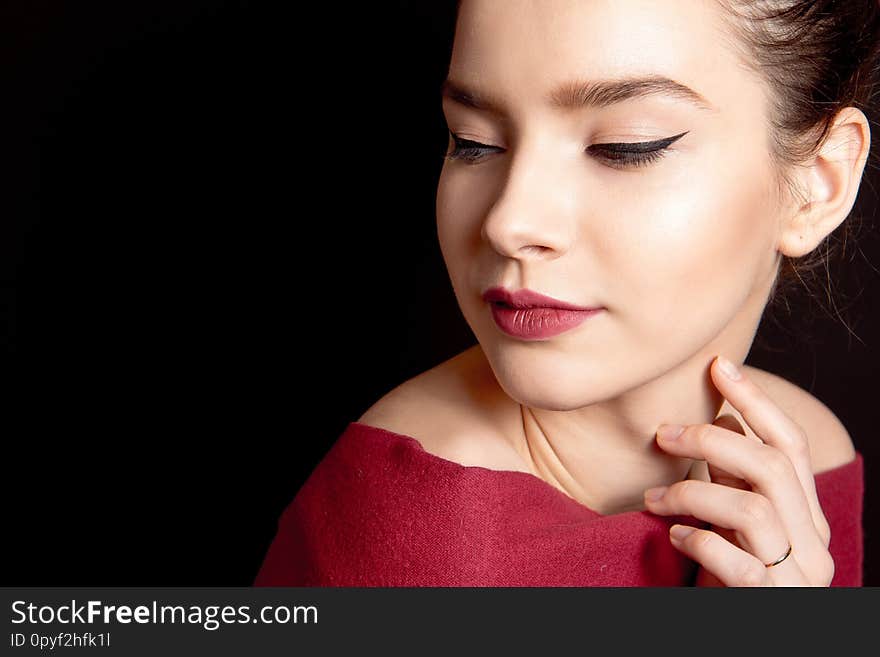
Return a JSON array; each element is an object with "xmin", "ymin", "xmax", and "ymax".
[
  {"xmin": 738, "ymin": 365, "xmax": 856, "ymax": 474},
  {"xmin": 356, "ymin": 345, "xmax": 527, "ymax": 471}
]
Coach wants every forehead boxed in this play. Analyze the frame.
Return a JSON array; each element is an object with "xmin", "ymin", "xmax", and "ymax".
[{"xmin": 448, "ymin": 0, "xmax": 753, "ymax": 116}]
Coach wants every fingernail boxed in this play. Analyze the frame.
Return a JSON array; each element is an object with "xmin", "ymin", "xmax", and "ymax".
[
  {"xmin": 670, "ymin": 525, "xmax": 696, "ymax": 541},
  {"xmin": 717, "ymin": 355, "xmax": 742, "ymax": 381},
  {"xmin": 657, "ymin": 424, "xmax": 685, "ymax": 441},
  {"xmin": 644, "ymin": 486, "xmax": 668, "ymax": 502}
]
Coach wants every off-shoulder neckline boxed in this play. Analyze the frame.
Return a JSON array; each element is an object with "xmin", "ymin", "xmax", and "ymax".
[{"xmin": 347, "ymin": 421, "xmax": 863, "ymax": 519}]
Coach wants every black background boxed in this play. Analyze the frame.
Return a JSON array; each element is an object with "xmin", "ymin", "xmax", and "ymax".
[{"xmin": 3, "ymin": 0, "xmax": 878, "ymax": 586}]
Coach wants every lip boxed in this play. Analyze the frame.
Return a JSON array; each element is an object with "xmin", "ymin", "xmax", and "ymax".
[
  {"xmin": 481, "ymin": 286, "xmax": 604, "ymax": 340},
  {"xmin": 481, "ymin": 286, "xmax": 601, "ymax": 311}
]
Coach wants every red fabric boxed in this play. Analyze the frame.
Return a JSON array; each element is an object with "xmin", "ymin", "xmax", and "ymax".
[{"xmin": 254, "ymin": 421, "xmax": 864, "ymax": 586}]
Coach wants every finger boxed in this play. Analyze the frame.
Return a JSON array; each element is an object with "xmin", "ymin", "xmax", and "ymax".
[
  {"xmin": 645, "ymin": 479, "xmax": 789, "ymax": 565},
  {"xmin": 706, "ymin": 414, "xmax": 756, "ymax": 490},
  {"xmin": 655, "ymin": 422, "xmax": 828, "ymax": 564},
  {"xmin": 668, "ymin": 525, "xmax": 808, "ymax": 586},
  {"xmin": 714, "ymin": 411, "xmax": 763, "ymax": 446},
  {"xmin": 709, "ymin": 356, "xmax": 827, "ymax": 540},
  {"xmin": 696, "ymin": 418, "xmax": 756, "ymax": 563}
]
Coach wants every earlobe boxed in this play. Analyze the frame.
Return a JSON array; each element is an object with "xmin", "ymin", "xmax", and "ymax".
[{"xmin": 777, "ymin": 107, "xmax": 871, "ymax": 258}]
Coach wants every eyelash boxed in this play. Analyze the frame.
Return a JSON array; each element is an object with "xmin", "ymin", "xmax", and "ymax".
[{"xmin": 444, "ymin": 131, "xmax": 688, "ymax": 169}]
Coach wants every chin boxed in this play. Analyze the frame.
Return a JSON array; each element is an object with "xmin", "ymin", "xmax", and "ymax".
[
  {"xmin": 497, "ymin": 380, "xmax": 602, "ymax": 412},
  {"xmin": 481, "ymin": 349, "xmax": 612, "ymax": 411}
]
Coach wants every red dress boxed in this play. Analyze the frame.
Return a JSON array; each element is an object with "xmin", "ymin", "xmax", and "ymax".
[{"xmin": 254, "ymin": 421, "xmax": 864, "ymax": 586}]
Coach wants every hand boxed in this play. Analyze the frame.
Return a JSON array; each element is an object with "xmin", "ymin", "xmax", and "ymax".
[{"xmin": 642, "ymin": 355, "xmax": 834, "ymax": 586}]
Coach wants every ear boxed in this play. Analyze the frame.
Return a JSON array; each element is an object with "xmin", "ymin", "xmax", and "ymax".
[{"xmin": 777, "ymin": 107, "xmax": 871, "ymax": 258}]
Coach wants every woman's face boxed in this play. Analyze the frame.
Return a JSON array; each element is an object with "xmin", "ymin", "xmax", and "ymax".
[{"xmin": 437, "ymin": 0, "xmax": 785, "ymax": 410}]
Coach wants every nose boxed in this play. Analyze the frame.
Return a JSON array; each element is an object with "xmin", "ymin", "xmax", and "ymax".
[{"xmin": 480, "ymin": 150, "xmax": 574, "ymax": 260}]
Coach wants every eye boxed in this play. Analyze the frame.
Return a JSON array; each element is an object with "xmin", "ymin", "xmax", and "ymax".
[
  {"xmin": 444, "ymin": 130, "xmax": 690, "ymax": 169},
  {"xmin": 444, "ymin": 132, "xmax": 501, "ymax": 163},
  {"xmin": 588, "ymin": 131, "xmax": 689, "ymax": 170}
]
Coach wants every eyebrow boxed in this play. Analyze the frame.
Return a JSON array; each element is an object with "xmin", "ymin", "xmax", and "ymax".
[{"xmin": 441, "ymin": 74, "xmax": 718, "ymax": 114}]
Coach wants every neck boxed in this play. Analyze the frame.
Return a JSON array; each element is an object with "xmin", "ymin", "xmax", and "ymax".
[{"xmin": 509, "ymin": 360, "xmax": 727, "ymax": 515}]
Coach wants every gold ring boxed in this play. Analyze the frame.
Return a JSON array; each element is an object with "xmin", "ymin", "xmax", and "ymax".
[{"xmin": 764, "ymin": 543, "xmax": 792, "ymax": 568}]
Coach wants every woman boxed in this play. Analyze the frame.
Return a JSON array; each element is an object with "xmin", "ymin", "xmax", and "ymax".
[{"xmin": 255, "ymin": 0, "xmax": 874, "ymax": 586}]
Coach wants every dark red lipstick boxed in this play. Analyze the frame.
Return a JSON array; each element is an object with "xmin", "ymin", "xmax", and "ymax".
[{"xmin": 481, "ymin": 287, "xmax": 604, "ymax": 340}]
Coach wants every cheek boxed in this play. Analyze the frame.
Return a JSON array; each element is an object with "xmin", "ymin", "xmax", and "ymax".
[
  {"xmin": 435, "ymin": 176, "xmax": 459, "ymax": 248},
  {"xmin": 436, "ymin": 177, "xmax": 462, "ymax": 270},
  {"xmin": 436, "ymin": 170, "xmax": 482, "ymax": 303},
  {"xmin": 436, "ymin": 168, "xmax": 488, "ymax": 268},
  {"xmin": 608, "ymin": 165, "xmax": 774, "ymax": 309}
]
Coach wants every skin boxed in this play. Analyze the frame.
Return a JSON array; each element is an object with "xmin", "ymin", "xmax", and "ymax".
[{"xmin": 435, "ymin": 0, "xmax": 869, "ymax": 583}]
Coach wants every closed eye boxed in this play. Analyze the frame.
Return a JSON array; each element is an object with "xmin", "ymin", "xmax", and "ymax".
[{"xmin": 444, "ymin": 130, "xmax": 689, "ymax": 169}]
